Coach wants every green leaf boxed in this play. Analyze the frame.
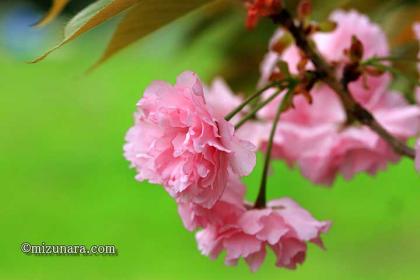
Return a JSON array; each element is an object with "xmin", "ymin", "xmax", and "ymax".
[
  {"xmin": 277, "ymin": 60, "xmax": 291, "ymax": 77},
  {"xmin": 317, "ymin": 20, "xmax": 337, "ymax": 33},
  {"xmin": 31, "ymin": 0, "xmax": 139, "ymax": 63},
  {"xmin": 280, "ymin": 86, "xmax": 296, "ymax": 112},
  {"xmin": 90, "ymin": 0, "xmax": 215, "ymax": 69},
  {"xmin": 34, "ymin": 0, "xmax": 70, "ymax": 27}
]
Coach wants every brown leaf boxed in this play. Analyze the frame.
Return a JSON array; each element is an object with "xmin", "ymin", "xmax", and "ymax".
[
  {"xmin": 90, "ymin": 0, "xmax": 215, "ymax": 69},
  {"xmin": 34, "ymin": 0, "xmax": 70, "ymax": 27},
  {"xmin": 31, "ymin": 0, "xmax": 139, "ymax": 63}
]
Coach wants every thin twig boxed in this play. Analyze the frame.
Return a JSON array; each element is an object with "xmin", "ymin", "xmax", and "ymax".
[
  {"xmin": 225, "ymin": 82, "xmax": 279, "ymax": 121},
  {"xmin": 235, "ymin": 89, "xmax": 283, "ymax": 129}
]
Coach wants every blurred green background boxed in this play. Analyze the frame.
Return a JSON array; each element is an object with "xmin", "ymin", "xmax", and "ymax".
[{"xmin": 1, "ymin": 1, "xmax": 420, "ymax": 279}]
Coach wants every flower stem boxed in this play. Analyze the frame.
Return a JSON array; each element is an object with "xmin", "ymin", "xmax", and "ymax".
[
  {"xmin": 254, "ymin": 87, "xmax": 293, "ymax": 209},
  {"xmin": 225, "ymin": 82, "xmax": 279, "ymax": 121},
  {"xmin": 235, "ymin": 89, "xmax": 283, "ymax": 129}
]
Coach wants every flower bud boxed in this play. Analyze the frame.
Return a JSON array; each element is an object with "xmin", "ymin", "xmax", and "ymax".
[
  {"xmin": 245, "ymin": 0, "xmax": 282, "ymax": 29},
  {"xmin": 297, "ymin": 0, "xmax": 312, "ymax": 19},
  {"xmin": 348, "ymin": 35, "xmax": 364, "ymax": 63}
]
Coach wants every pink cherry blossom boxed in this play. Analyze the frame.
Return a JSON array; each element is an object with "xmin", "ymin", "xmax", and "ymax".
[
  {"xmin": 314, "ymin": 10, "xmax": 388, "ymax": 60},
  {"xmin": 196, "ymin": 198, "xmax": 330, "ymax": 271},
  {"xmin": 257, "ymin": 10, "xmax": 420, "ymax": 185},
  {"xmin": 260, "ymin": 10, "xmax": 391, "ymax": 106},
  {"xmin": 124, "ymin": 72, "xmax": 256, "ymax": 208},
  {"xmin": 177, "ymin": 172, "xmax": 246, "ymax": 231}
]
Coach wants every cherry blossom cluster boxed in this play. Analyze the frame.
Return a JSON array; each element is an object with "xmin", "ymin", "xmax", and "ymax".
[
  {"xmin": 124, "ymin": 1, "xmax": 420, "ymax": 272},
  {"xmin": 257, "ymin": 10, "xmax": 420, "ymax": 184},
  {"xmin": 124, "ymin": 71, "xmax": 330, "ymax": 271}
]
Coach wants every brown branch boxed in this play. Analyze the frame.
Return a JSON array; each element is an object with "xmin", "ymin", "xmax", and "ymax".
[{"xmin": 271, "ymin": 9, "xmax": 415, "ymax": 159}]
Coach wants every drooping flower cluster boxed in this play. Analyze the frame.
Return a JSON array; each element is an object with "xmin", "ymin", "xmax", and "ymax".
[
  {"xmin": 258, "ymin": 10, "xmax": 420, "ymax": 185},
  {"xmin": 125, "ymin": 72, "xmax": 330, "ymax": 271}
]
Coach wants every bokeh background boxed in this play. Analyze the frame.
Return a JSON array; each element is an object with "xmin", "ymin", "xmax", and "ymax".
[{"xmin": 1, "ymin": 0, "xmax": 420, "ymax": 279}]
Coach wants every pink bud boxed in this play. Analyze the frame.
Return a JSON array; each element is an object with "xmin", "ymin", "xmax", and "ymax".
[{"xmin": 297, "ymin": 0, "xmax": 312, "ymax": 19}]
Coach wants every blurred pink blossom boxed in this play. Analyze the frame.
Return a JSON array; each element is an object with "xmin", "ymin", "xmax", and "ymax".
[
  {"xmin": 261, "ymin": 10, "xmax": 390, "ymax": 105},
  {"xmin": 257, "ymin": 10, "xmax": 420, "ymax": 185},
  {"xmin": 260, "ymin": 85, "xmax": 419, "ymax": 185},
  {"xmin": 124, "ymin": 72, "xmax": 256, "ymax": 208},
  {"xmin": 196, "ymin": 198, "xmax": 330, "ymax": 271}
]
